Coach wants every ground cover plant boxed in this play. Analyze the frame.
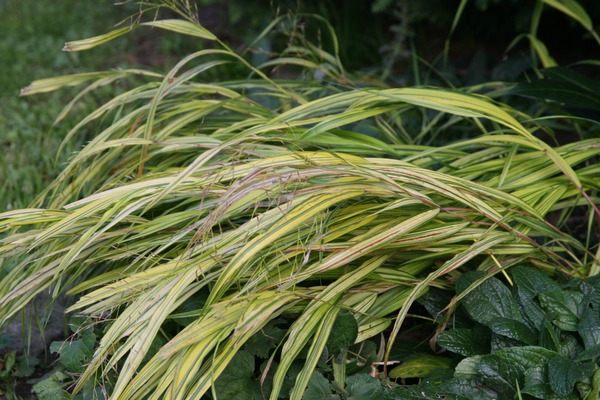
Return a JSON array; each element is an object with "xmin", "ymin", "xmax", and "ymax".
[
  {"xmin": 435, "ymin": 267, "xmax": 600, "ymax": 399},
  {"xmin": 0, "ymin": 0, "xmax": 599, "ymax": 399}
]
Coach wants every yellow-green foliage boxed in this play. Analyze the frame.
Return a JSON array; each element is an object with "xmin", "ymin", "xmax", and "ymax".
[{"xmin": 1, "ymin": 1, "xmax": 599, "ymax": 399}]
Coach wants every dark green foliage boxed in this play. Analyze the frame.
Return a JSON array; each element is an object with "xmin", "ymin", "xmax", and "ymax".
[
  {"xmin": 304, "ymin": 371, "xmax": 393, "ymax": 400},
  {"xmin": 539, "ymin": 290, "xmax": 583, "ymax": 331},
  {"xmin": 33, "ymin": 317, "xmax": 114, "ymax": 400},
  {"xmin": 390, "ymin": 376, "xmax": 498, "ymax": 400},
  {"xmin": 304, "ymin": 371, "xmax": 338, "ymax": 400},
  {"xmin": 345, "ymin": 341, "xmax": 378, "ymax": 376},
  {"xmin": 0, "ymin": 338, "xmax": 41, "ymax": 398},
  {"xmin": 437, "ymin": 328, "xmax": 491, "ymax": 357},
  {"xmin": 512, "ymin": 67, "xmax": 600, "ymax": 113},
  {"xmin": 436, "ymin": 267, "xmax": 600, "ymax": 399},
  {"xmin": 49, "ymin": 329, "xmax": 95, "ymax": 373},
  {"xmin": 244, "ymin": 319, "xmax": 287, "ymax": 359},
  {"xmin": 548, "ymin": 356, "xmax": 594, "ymax": 397},
  {"xmin": 327, "ymin": 310, "xmax": 359, "ymax": 355},
  {"xmin": 457, "ymin": 271, "xmax": 537, "ymax": 344},
  {"xmin": 32, "ymin": 372, "xmax": 70, "ymax": 400},
  {"xmin": 214, "ymin": 350, "xmax": 264, "ymax": 400},
  {"xmin": 344, "ymin": 374, "xmax": 382, "ymax": 400}
]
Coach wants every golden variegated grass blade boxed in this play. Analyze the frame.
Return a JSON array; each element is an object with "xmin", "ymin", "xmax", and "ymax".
[{"xmin": 2, "ymin": 5, "xmax": 598, "ymax": 399}]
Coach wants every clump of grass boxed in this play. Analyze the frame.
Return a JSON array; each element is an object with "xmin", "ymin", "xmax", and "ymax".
[{"xmin": 0, "ymin": 1, "xmax": 598, "ymax": 398}]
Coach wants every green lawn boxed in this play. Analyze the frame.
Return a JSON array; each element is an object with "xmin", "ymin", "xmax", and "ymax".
[{"xmin": 0, "ymin": 1, "xmax": 181, "ymax": 210}]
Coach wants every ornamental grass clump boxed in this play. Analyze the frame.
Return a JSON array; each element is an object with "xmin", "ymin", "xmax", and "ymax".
[{"xmin": 1, "ymin": 1, "xmax": 599, "ymax": 399}]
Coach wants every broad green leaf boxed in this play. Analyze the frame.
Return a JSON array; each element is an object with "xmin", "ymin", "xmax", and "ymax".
[
  {"xmin": 558, "ymin": 335, "xmax": 583, "ymax": 359},
  {"xmin": 487, "ymin": 318, "xmax": 538, "ymax": 345},
  {"xmin": 578, "ymin": 298, "xmax": 600, "ymax": 349},
  {"xmin": 493, "ymin": 346, "xmax": 557, "ymax": 369},
  {"xmin": 515, "ymin": 287, "xmax": 547, "ymax": 330},
  {"xmin": 12, "ymin": 354, "xmax": 38, "ymax": 378},
  {"xmin": 511, "ymin": 267, "xmax": 561, "ymax": 333},
  {"xmin": 458, "ymin": 273, "xmax": 523, "ymax": 326},
  {"xmin": 591, "ymin": 369, "xmax": 600, "ymax": 400},
  {"xmin": 576, "ymin": 344, "xmax": 600, "ymax": 361},
  {"xmin": 388, "ymin": 354, "xmax": 452, "ymax": 379},
  {"xmin": 455, "ymin": 355, "xmax": 484, "ymax": 377},
  {"xmin": 344, "ymin": 374, "xmax": 382, "ymax": 399},
  {"xmin": 74, "ymin": 384, "xmax": 110, "ymax": 400},
  {"xmin": 548, "ymin": 355, "xmax": 592, "ymax": 396},
  {"xmin": 264, "ymin": 361, "xmax": 304, "ymax": 400},
  {"xmin": 390, "ymin": 377, "xmax": 498, "ymax": 400},
  {"xmin": 214, "ymin": 350, "xmax": 263, "ymax": 400},
  {"xmin": 346, "ymin": 341, "xmax": 378, "ymax": 376},
  {"xmin": 50, "ymin": 330, "xmax": 96, "ymax": 373},
  {"xmin": 32, "ymin": 372, "xmax": 70, "ymax": 400},
  {"xmin": 511, "ymin": 265, "xmax": 561, "ymax": 297},
  {"xmin": 477, "ymin": 354, "xmax": 524, "ymax": 396},
  {"xmin": 303, "ymin": 371, "xmax": 337, "ymax": 400},
  {"xmin": 0, "ymin": 351, "xmax": 16, "ymax": 379},
  {"xmin": 539, "ymin": 291, "xmax": 583, "ymax": 331},
  {"xmin": 522, "ymin": 365, "xmax": 579, "ymax": 400},
  {"xmin": 489, "ymin": 334, "xmax": 523, "ymax": 352},
  {"xmin": 511, "ymin": 80, "xmax": 600, "ymax": 111},
  {"xmin": 326, "ymin": 309, "xmax": 358, "ymax": 355},
  {"xmin": 437, "ymin": 328, "xmax": 491, "ymax": 357},
  {"xmin": 418, "ymin": 288, "xmax": 456, "ymax": 321},
  {"xmin": 243, "ymin": 319, "xmax": 286, "ymax": 358}
]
